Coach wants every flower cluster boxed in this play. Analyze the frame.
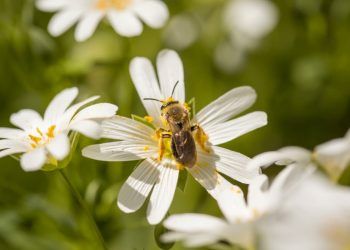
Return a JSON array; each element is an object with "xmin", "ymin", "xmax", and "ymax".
[{"xmin": 0, "ymin": 88, "xmax": 117, "ymax": 171}]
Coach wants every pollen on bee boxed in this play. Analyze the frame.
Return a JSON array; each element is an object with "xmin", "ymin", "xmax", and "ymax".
[
  {"xmin": 144, "ymin": 116, "xmax": 154, "ymax": 123},
  {"xmin": 176, "ymin": 162, "xmax": 185, "ymax": 170},
  {"xmin": 183, "ymin": 102, "xmax": 191, "ymax": 111}
]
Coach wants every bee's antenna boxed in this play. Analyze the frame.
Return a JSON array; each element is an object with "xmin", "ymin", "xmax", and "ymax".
[
  {"xmin": 143, "ymin": 98, "xmax": 162, "ymax": 103},
  {"xmin": 170, "ymin": 81, "xmax": 180, "ymax": 98}
]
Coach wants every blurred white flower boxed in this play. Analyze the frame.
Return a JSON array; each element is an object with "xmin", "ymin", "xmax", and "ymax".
[
  {"xmin": 0, "ymin": 87, "xmax": 117, "ymax": 171},
  {"xmin": 214, "ymin": 40, "xmax": 246, "ymax": 74},
  {"xmin": 224, "ymin": 0, "xmax": 278, "ymax": 50},
  {"xmin": 261, "ymin": 173, "xmax": 350, "ymax": 250},
  {"xmin": 163, "ymin": 14, "xmax": 199, "ymax": 51},
  {"xmin": 83, "ymin": 49, "xmax": 267, "ymax": 224},
  {"xmin": 36, "ymin": 0, "xmax": 169, "ymax": 41},
  {"xmin": 216, "ymin": 0, "xmax": 278, "ymax": 73},
  {"xmin": 163, "ymin": 163, "xmax": 313, "ymax": 249},
  {"xmin": 314, "ymin": 129, "xmax": 350, "ymax": 181}
]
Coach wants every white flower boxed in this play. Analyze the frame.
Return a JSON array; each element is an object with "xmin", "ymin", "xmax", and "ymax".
[
  {"xmin": 83, "ymin": 49, "xmax": 267, "ymax": 224},
  {"xmin": 163, "ymin": 162, "xmax": 313, "ymax": 249},
  {"xmin": 261, "ymin": 173, "xmax": 350, "ymax": 250},
  {"xmin": 314, "ymin": 129, "xmax": 350, "ymax": 181},
  {"xmin": 0, "ymin": 87, "xmax": 118, "ymax": 172},
  {"xmin": 36, "ymin": 0, "xmax": 169, "ymax": 41},
  {"xmin": 224, "ymin": 0, "xmax": 278, "ymax": 50}
]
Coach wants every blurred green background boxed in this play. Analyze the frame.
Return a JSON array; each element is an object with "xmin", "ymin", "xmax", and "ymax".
[{"xmin": 0, "ymin": 0, "xmax": 350, "ymax": 249}]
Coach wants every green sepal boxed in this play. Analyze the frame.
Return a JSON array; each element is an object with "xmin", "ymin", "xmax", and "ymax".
[
  {"xmin": 187, "ymin": 97, "xmax": 196, "ymax": 120},
  {"xmin": 41, "ymin": 132, "xmax": 80, "ymax": 172},
  {"xmin": 177, "ymin": 169, "xmax": 188, "ymax": 192}
]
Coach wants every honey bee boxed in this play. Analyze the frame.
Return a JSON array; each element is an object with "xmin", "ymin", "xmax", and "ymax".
[{"xmin": 144, "ymin": 82, "xmax": 209, "ymax": 169}]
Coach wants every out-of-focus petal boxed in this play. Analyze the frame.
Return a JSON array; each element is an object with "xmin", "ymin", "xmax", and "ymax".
[
  {"xmin": 44, "ymin": 87, "xmax": 78, "ymax": 123},
  {"xmin": 107, "ymin": 10, "xmax": 143, "ymax": 37},
  {"xmin": 46, "ymin": 133, "xmax": 70, "ymax": 160},
  {"xmin": 10, "ymin": 109, "xmax": 43, "ymax": 131},
  {"xmin": 75, "ymin": 10, "xmax": 105, "ymax": 42},
  {"xmin": 20, "ymin": 147, "xmax": 46, "ymax": 171},
  {"xmin": 133, "ymin": 0, "xmax": 169, "ymax": 28}
]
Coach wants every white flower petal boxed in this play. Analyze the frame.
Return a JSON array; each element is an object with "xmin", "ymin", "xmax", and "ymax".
[
  {"xmin": 268, "ymin": 164, "xmax": 314, "ymax": 199},
  {"xmin": 0, "ymin": 148, "xmax": 27, "ymax": 158},
  {"xmin": 101, "ymin": 116, "xmax": 156, "ymax": 143},
  {"xmin": 107, "ymin": 10, "xmax": 143, "ymax": 37},
  {"xmin": 129, "ymin": 57, "xmax": 163, "ymax": 126},
  {"xmin": 75, "ymin": 10, "xmax": 104, "ymax": 42},
  {"xmin": 58, "ymin": 96, "xmax": 100, "ymax": 129},
  {"xmin": 156, "ymin": 49, "xmax": 185, "ymax": 102},
  {"xmin": 247, "ymin": 174, "xmax": 269, "ymax": 211},
  {"xmin": 133, "ymin": 0, "xmax": 169, "ymax": 28},
  {"xmin": 247, "ymin": 146, "xmax": 311, "ymax": 171},
  {"xmin": 206, "ymin": 111, "xmax": 267, "ymax": 145},
  {"xmin": 163, "ymin": 232, "xmax": 223, "ymax": 248},
  {"xmin": 10, "ymin": 109, "xmax": 43, "ymax": 131},
  {"xmin": 147, "ymin": 160, "xmax": 179, "ymax": 224},
  {"xmin": 48, "ymin": 9, "xmax": 84, "ymax": 36},
  {"xmin": 217, "ymin": 188, "xmax": 247, "ymax": 223},
  {"xmin": 36, "ymin": 0, "xmax": 70, "ymax": 11},
  {"xmin": 46, "ymin": 133, "xmax": 70, "ymax": 160},
  {"xmin": 118, "ymin": 159, "xmax": 160, "ymax": 213},
  {"xmin": 0, "ymin": 139, "xmax": 29, "ymax": 151},
  {"xmin": 316, "ymin": 138, "xmax": 349, "ymax": 156},
  {"xmin": 196, "ymin": 86, "xmax": 257, "ymax": 128},
  {"xmin": 314, "ymin": 135, "xmax": 350, "ymax": 179},
  {"xmin": 164, "ymin": 214, "xmax": 227, "ymax": 233},
  {"xmin": 69, "ymin": 120, "xmax": 101, "ymax": 139},
  {"xmin": 70, "ymin": 103, "xmax": 118, "ymax": 125},
  {"xmin": 44, "ymin": 87, "xmax": 78, "ymax": 123},
  {"xmin": 210, "ymin": 146, "xmax": 259, "ymax": 184},
  {"xmin": 82, "ymin": 144, "xmax": 142, "ymax": 161},
  {"xmin": 0, "ymin": 128, "xmax": 26, "ymax": 139},
  {"xmin": 188, "ymin": 164, "xmax": 237, "ymax": 200},
  {"xmin": 20, "ymin": 147, "xmax": 46, "ymax": 171},
  {"xmin": 99, "ymin": 141, "xmax": 157, "ymax": 159}
]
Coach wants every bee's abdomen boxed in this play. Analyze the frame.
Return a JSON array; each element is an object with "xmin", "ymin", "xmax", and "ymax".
[{"xmin": 171, "ymin": 131, "xmax": 197, "ymax": 168}]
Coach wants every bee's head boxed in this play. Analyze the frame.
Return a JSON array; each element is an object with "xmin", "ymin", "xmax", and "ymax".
[{"xmin": 161, "ymin": 100, "xmax": 186, "ymax": 122}]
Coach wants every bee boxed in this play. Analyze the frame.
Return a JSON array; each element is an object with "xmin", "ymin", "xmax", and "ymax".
[{"xmin": 144, "ymin": 82, "xmax": 209, "ymax": 169}]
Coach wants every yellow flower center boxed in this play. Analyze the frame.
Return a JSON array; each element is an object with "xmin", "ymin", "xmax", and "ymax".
[
  {"xmin": 29, "ymin": 125, "xmax": 56, "ymax": 148},
  {"xmin": 96, "ymin": 0, "xmax": 132, "ymax": 10}
]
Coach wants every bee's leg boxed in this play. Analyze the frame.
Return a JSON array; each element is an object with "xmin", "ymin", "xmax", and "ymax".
[
  {"xmin": 191, "ymin": 124, "xmax": 210, "ymax": 153},
  {"xmin": 156, "ymin": 129, "xmax": 171, "ymax": 162}
]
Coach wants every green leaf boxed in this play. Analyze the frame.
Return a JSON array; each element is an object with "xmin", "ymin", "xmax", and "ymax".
[
  {"xmin": 154, "ymin": 222, "xmax": 175, "ymax": 250},
  {"xmin": 177, "ymin": 170, "xmax": 188, "ymax": 192}
]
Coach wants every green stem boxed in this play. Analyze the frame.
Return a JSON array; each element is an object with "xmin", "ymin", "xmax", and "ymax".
[{"xmin": 59, "ymin": 169, "xmax": 108, "ymax": 250}]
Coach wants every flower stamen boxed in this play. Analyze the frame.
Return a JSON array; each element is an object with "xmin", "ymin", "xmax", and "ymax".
[{"xmin": 47, "ymin": 125, "xmax": 56, "ymax": 138}]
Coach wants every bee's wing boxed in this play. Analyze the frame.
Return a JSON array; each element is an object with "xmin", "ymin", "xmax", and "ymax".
[{"xmin": 171, "ymin": 131, "xmax": 197, "ymax": 167}]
